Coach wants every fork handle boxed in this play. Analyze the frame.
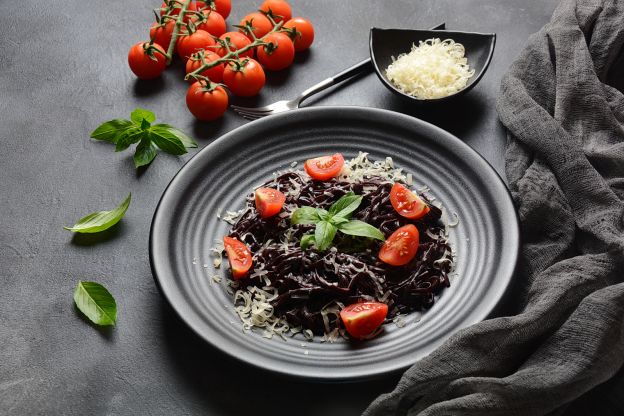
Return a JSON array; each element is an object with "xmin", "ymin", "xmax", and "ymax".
[{"xmin": 298, "ymin": 59, "xmax": 372, "ymax": 103}]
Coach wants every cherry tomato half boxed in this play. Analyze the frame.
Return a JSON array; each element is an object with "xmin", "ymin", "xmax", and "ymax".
[
  {"xmin": 389, "ymin": 183, "xmax": 430, "ymax": 220},
  {"xmin": 257, "ymin": 32, "xmax": 295, "ymax": 71},
  {"xmin": 150, "ymin": 19, "xmax": 176, "ymax": 50},
  {"xmin": 255, "ymin": 188, "xmax": 286, "ymax": 218},
  {"xmin": 128, "ymin": 42, "xmax": 167, "ymax": 80},
  {"xmin": 283, "ymin": 17, "xmax": 314, "ymax": 51},
  {"xmin": 223, "ymin": 59, "xmax": 266, "ymax": 97},
  {"xmin": 304, "ymin": 153, "xmax": 345, "ymax": 181},
  {"xmin": 196, "ymin": 0, "xmax": 231, "ymax": 19},
  {"xmin": 216, "ymin": 32, "xmax": 254, "ymax": 58},
  {"xmin": 223, "ymin": 236, "xmax": 253, "ymax": 280},
  {"xmin": 259, "ymin": 0, "xmax": 292, "ymax": 23},
  {"xmin": 177, "ymin": 29, "xmax": 216, "ymax": 61},
  {"xmin": 194, "ymin": 10, "xmax": 227, "ymax": 37},
  {"xmin": 340, "ymin": 302, "xmax": 388, "ymax": 339},
  {"xmin": 379, "ymin": 224, "xmax": 420, "ymax": 266},
  {"xmin": 186, "ymin": 51, "xmax": 224, "ymax": 83},
  {"xmin": 185, "ymin": 82, "xmax": 228, "ymax": 121},
  {"xmin": 238, "ymin": 12, "xmax": 273, "ymax": 40}
]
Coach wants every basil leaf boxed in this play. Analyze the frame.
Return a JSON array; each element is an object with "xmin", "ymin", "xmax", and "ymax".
[
  {"xmin": 90, "ymin": 119, "xmax": 133, "ymax": 143},
  {"xmin": 64, "ymin": 193, "xmax": 131, "ymax": 233},
  {"xmin": 149, "ymin": 126, "xmax": 187, "ymax": 155},
  {"xmin": 115, "ymin": 127, "xmax": 144, "ymax": 152},
  {"xmin": 130, "ymin": 108, "xmax": 156, "ymax": 124},
  {"xmin": 153, "ymin": 123, "xmax": 197, "ymax": 148},
  {"xmin": 330, "ymin": 192, "xmax": 363, "ymax": 218},
  {"xmin": 74, "ymin": 281, "xmax": 117, "ymax": 326},
  {"xmin": 134, "ymin": 137, "xmax": 158, "ymax": 168},
  {"xmin": 291, "ymin": 206, "xmax": 321, "ymax": 225},
  {"xmin": 314, "ymin": 221, "xmax": 337, "ymax": 251},
  {"xmin": 300, "ymin": 234, "xmax": 315, "ymax": 250},
  {"xmin": 330, "ymin": 216, "xmax": 349, "ymax": 225},
  {"xmin": 140, "ymin": 118, "xmax": 151, "ymax": 130},
  {"xmin": 337, "ymin": 220, "xmax": 385, "ymax": 241}
]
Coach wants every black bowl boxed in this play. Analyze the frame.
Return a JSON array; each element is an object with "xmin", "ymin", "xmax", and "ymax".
[{"xmin": 369, "ymin": 28, "xmax": 496, "ymax": 102}]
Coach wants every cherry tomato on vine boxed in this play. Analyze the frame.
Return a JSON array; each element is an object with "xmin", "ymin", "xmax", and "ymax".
[
  {"xmin": 238, "ymin": 12, "xmax": 273, "ymax": 40},
  {"xmin": 185, "ymin": 51, "xmax": 224, "ymax": 83},
  {"xmin": 194, "ymin": 10, "xmax": 226, "ymax": 37},
  {"xmin": 379, "ymin": 224, "xmax": 420, "ymax": 266},
  {"xmin": 186, "ymin": 81, "xmax": 229, "ymax": 121},
  {"xmin": 196, "ymin": 0, "xmax": 231, "ymax": 19},
  {"xmin": 304, "ymin": 153, "xmax": 345, "ymax": 181},
  {"xmin": 223, "ymin": 236, "xmax": 253, "ymax": 279},
  {"xmin": 283, "ymin": 17, "xmax": 314, "ymax": 51},
  {"xmin": 150, "ymin": 19, "xmax": 176, "ymax": 50},
  {"xmin": 223, "ymin": 59, "xmax": 266, "ymax": 97},
  {"xmin": 160, "ymin": 0, "xmax": 197, "ymax": 20},
  {"xmin": 255, "ymin": 188, "xmax": 286, "ymax": 218},
  {"xmin": 176, "ymin": 29, "xmax": 216, "ymax": 60},
  {"xmin": 389, "ymin": 183, "xmax": 430, "ymax": 220},
  {"xmin": 259, "ymin": 0, "xmax": 292, "ymax": 23},
  {"xmin": 257, "ymin": 32, "xmax": 294, "ymax": 71},
  {"xmin": 340, "ymin": 302, "xmax": 388, "ymax": 339},
  {"xmin": 128, "ymin": 42, "xmax": 167, "ymax": 80},
  {"xmin": 216, "ymin": 32, "xmax": 254, "ymax": 58}
]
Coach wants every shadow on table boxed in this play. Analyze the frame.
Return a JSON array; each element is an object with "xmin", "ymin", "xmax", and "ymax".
[{"xmin": 159, "ymin": 300, "xmax": 400, "ymax": 416}]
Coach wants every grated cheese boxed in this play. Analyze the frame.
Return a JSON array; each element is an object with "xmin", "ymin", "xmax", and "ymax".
[{"xmin": 385, "ymin": 38, "xmax": 474, "ymax": 99}]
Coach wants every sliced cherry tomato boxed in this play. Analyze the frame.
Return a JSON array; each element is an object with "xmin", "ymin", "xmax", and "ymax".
[
  {"xmin": 304, "ymin": 153, "xmax": 345, "ymax": 181},
  {"xmin": 128, "ymin": 42, "xmax": 167, "ymax": 80},
  {"xmin": 389, "ymin": 183, "xmax": 430, "ymax": 220},
  {"xmin": 255, "ymin": 188, "xmax": 286, "ymax": 218},
  {"xmin": 223, "ymin": 58, "xmax": 266, "ymax": 97},
  {"xmin": 379, "ymin": 224, "xmax": 420, "ymax": 266},
  {"xmin": 283, "ymin": 17, "xmax": 314, "ymax": 51},
  {"xmin": 185, "ymin": 82, "xmax": 228, "ymax": 121},
  {"xmin": 340, "ymin": 302, "xmax": 388, "ymax": 339},
  {"xmin": 216, "ymin": 32, "xmax": 254, "ymax": 58},
  {"xmin": 150, "ymin": 19, "xmax": 176, "ymax": 50},
  {"xmin": 259, "ymin": 0, "xmax": 292, "ymax": 23},
  {"xmin": 194, "ymin": 10, "xmax": 227, "ymax": 37},
  {"xmin": 223, "ymin": 237, "xmax": 253, "ymax": 280},
  {"xmin": 256, "ymin": 32, "xmax": 295, "ymax": 71},
  {"xmin": 196, "ymin": 0, "xmax": 231, "ymax": 19},
  {"xmin": 238, "ymin": 12, "xmax": 273, "ymax": 40},
  {"xmin": 176, "ymin": 29, "xmax": 216, "ymax": 61},
  {"xmin": 186, "ymin": 51, "xmax": 224, "ymax": 83}
]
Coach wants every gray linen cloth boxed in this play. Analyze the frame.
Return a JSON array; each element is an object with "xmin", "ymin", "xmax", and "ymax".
[{"xmin": 364, "ymin": 0, "xmax": 624, "ymax": 414}]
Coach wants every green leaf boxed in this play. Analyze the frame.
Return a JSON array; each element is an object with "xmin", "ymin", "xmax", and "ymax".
[
  {"xmin": 291, "ymin": 206, "xmax": 322, "ymax": 225},
  {"xmin": 134, "ymin": 137, "xmax": 158, "ymax": 168},
  {"xmin": 130, "ymin": 108, "xmax": 156, "ymax": 124},
  {"xmin": 329, "ymin": 216, "xmax": 349, "ymax": 225},
  {"xmin": 330, "ymin": 192, "xmax": 363, "ymax": 219},
  {"xmin": 90, "ymin": 119, "xmax": 134, "ymax": 143},
  {"xmin": 140, "ymin": 118, "xmax": 151, "ymax": 130},
  {"xmin": 315, "ymin": 221, "xmax": 337, "ymax": 251},
  {"xmin": 74, "ymin": 281, "xmax": 117, "ymax": 326},
  {"xmin": 337, "ymin": 220, "xmax": 385, "ymax": 241},
  {"xmin": 149, "ymin": 126, "xmax": 187, "ymax": 155},
  {"xmin": 64, "ymin": 193, "xmax": 131, "ymax": 233},
  {"xmin": 153, "ymin": 123, "xmax": 197, "ymax": 148},
  {"xmin": 300, "ymin": 234, "xmax": 315, "ymax": 250},
  {"xmin": 115, "ymin": 127, "xmax": 144, "ymax": 152}
]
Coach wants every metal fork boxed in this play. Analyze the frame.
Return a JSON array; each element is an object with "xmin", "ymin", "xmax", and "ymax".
[{"xmin": 230, "ymin": 23, "xmax": 445, "ymax": 120}]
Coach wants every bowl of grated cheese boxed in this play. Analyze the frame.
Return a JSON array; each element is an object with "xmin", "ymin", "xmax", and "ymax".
[{"xmin": 369, "ymin": 28, "xmax": 496, "ymax": 102}]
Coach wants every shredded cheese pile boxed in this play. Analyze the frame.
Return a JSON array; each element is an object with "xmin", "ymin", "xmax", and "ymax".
[{"xmin": 385, "ymin": 38, "xmax": 474, "ymax": 99}]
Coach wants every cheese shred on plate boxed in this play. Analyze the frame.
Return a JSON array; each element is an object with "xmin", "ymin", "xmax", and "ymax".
[{"xmin": 385, "ymin": 38, "xmax": 474, "ymax": 99}]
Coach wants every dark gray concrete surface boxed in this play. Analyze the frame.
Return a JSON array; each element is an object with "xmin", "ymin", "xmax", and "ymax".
[{"xmin": 0, "ymin": 0, "xmax": 557, "ymax": 414}]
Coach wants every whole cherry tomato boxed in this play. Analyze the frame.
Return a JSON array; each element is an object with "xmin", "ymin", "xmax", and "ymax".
[
  {"xmin": 216, "ymin": 32, "xmax": 254, "ymax": 58},
  {"xmin": 257, "ymin": 32, "xmax": 295, "ymax": 71},
  {"xmin": 128, "ymin": 42, "xmax": 167, "ymax": 79},
  {"xmin": 283, "ymin": 17, "xmax": 314, "ymax": 51},
  {"xmin": 238, "ymin": 12, "xmax": 273, "ymax": 40},
  {"xmin": 259, "ymin": 0, "xmax": 292, "ymax": 23},
  {"xmin": 185, "ymin": 51, "xmax": 225, "ymax": 83},
  {"xmin": 177, "ymin": 29, "xmax": 216, "ymax": 60},
  {"xmin": 223, "ymin": 59, "xmax": 266, "ymax": 97},
  {"xmin": 196, "ymin": 0, "xmax": 231, "ymax": 19},
  {"xmin": 194, "ymin": 10, "xmax": 226, "ymax": 37},
  {"xmin": 149, "ymin": 19, "xmax": 176, "ymax": 50},
  {"xmin": 186, "ymin": 81, "xmax": 229, "ymax": 121}
]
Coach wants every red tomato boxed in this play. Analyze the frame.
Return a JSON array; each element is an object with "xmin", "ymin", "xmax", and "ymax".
[
  {"xmin": 255, "ymin": 188, "xmax": 286, "ymax": 218},
  {"xmin": 160, "ymin": 0, "xmax": 197, "ymax": 21},
  {"xmin": 185, "ymin": 51, "xmax": 224, "ymax": 83},
  {"xmin": 259, "ymin": 0, "xmax": 292, "ymax": 23},
  {"xmin": 196, "ymin": 0, "xmax": 231, "ymax": 19},
  {"xmin": 177, "ymin": 29, "xmax": 216, "ymax": 60},
  {"xmin": 185, "ymin": 82, "xmax": 229, "ymax": 121},
  {"xmin": 194, "ymin": 10, "xmax": 226, "ymax": 37},
  {"xmin": 340, "ymin": 302, "xmax": 388, "ymax": 339},
  {"xmin": 149, "ymin": 19, "xmax": 176, "ymax": 50},
  {"xmin": 223, "ymin": 59, "xmax": 266, "ymax": 97},
  {"xmin": 283, "ymin": 17, "xmax": 314, "ymax": 51},
  {"xmin": 238, "ymin": 12, "xmax": 273, "ymax": 40},
  {"xmin": 379, "ymin": 224, "xmax": 420, "ymax": 266},
  {"xmin": 389, "ymin": 183, "xmax": 430, "ymax": 220},
  {"xmin": 256, "ymin": 32, "xmax": 295, "ymax": 71},
  {"xmin": 304, "ymin": 153, "xmax": 345, "ymax": 181},
  {"xmin": 223, "ymin": 236, "xmax": 253, "ymax": 279},
  {"xmin": 216, "ymin": 32, "xmax": 253, "ymax": 58},
  {"xmin": 127, "ymin": 42, "xmax": 167, "ymax": 80}
]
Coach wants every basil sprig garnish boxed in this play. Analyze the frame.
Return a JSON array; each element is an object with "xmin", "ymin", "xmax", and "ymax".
[
  {"xmin": 90, "ymin": 108, "xmax": 197, "ymax": 169},
  {"xmin": 291, "ymin": 192, "xmax": 385, "ymax": 251}
]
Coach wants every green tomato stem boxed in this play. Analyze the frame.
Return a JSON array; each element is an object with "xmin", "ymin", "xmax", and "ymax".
[{"xmin": 164, "ymin": 0, "xmax": 192, "ymax": 63}]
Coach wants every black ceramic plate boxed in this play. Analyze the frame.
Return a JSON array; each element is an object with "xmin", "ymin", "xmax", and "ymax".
[{"xmin": 150, "ymin": 106, "xmax": 519, "ymax": 381}]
